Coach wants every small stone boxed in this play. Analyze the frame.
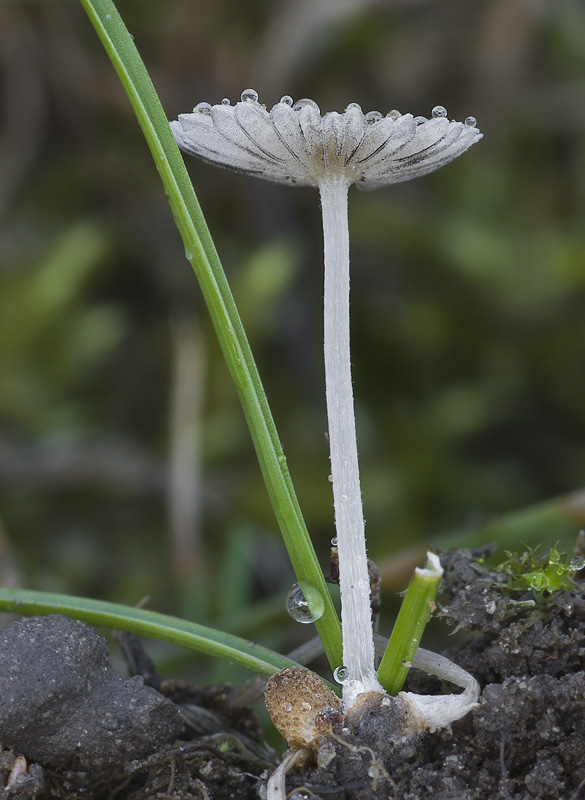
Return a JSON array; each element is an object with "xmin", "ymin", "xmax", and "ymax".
[{"xmin": 0, "ymin": 615, "xmax": 184, "ymax": 776}]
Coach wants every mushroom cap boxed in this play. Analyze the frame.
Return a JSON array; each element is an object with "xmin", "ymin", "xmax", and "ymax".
[{"xmin": 171, "ymin": 93, "xmax": 482, "ymax": 189}]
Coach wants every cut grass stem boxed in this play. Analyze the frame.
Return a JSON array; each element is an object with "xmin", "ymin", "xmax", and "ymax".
[{"xmin": 377, "ymin": 552, "xmax": 443, "ymax": 695}]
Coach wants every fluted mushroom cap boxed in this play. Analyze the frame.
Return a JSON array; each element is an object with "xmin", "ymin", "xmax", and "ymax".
[{"xmin": 171, "ymin": 91, "xmax": 482, "ymax": 189}]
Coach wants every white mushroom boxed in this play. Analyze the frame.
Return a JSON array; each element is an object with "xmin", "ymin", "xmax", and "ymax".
[{"xmin": 172, "ymin": 92, "xmax": 482, "ymax": 711}]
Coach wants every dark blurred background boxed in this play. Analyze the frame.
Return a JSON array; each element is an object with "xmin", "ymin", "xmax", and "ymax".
[{"xmin": 1, "ymin": 0, "xmax": 585, "ymax": 678}]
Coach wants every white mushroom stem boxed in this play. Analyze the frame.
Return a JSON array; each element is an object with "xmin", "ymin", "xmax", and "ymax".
[{"xmin": 320, "ymin": 175, "xmax": 382, "ymax": 708}]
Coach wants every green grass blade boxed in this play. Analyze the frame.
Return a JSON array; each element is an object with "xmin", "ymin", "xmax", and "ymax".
[
  {"xmin": 0, "ymin": 588, "xmax": 299, "ymax": 678},
  {"xmin": 77, "ymin": 0, "xmax": 342, "ymax": 669},
  {"xmin": 377, "ymin": 552, "xmax": 443, "ymax": 695}
]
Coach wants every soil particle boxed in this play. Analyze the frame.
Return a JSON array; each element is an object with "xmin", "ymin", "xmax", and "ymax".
[{"xmin": 0, "ymin": 615, "xmax": 184, "ymax": 776}]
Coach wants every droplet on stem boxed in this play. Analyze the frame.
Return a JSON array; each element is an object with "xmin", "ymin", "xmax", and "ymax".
[
  {"xmin": 464, "ymin": 116, "xmax": 477, "ymax": 128},
  {"xmin": 333, "ymin": 665, "xmax": 349, "ymax": 684}
]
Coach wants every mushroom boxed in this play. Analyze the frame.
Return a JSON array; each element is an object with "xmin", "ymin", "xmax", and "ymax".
[{"xmin": 171, "ymin": 91, "xmax": 482, "ymax": 713}]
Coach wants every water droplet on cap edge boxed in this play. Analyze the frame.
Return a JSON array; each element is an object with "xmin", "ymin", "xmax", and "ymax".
[
  {"xmin": 432, "ymin": 105, "xmax": 448, "ymax": 118},
  {"xmin": 241, "ymin": 88, "xmax": 259, "ymax": 103}
]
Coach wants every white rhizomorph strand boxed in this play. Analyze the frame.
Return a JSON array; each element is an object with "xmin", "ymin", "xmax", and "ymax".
[{"xmin": 320, "ymin": 175, "xmax": 381, "ymax": 704}]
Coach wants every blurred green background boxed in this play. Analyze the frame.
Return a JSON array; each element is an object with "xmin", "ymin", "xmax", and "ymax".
[{"xmin": 1, "ymin": 0, "xmax": 585, "ymax": 677}]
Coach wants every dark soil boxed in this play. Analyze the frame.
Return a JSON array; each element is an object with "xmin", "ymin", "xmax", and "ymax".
[
  {"xmin": 2, "ymin": 548, "xmax": 585, "ymax": 799},
  {"xmin": 284, "ymin": 548, "xmax": 585, "ymax": 800}
]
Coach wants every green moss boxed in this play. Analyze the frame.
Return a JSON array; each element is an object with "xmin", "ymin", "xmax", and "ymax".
[{"xmin": 495, "ymin": 544, "xmax": 584, "ymax": 602}]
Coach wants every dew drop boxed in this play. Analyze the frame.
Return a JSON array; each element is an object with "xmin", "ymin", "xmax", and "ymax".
[
  {"xmin": 105, "ymin": 13, "xmax": 111, "ymax": 19},
  {"xmin": 386, "ymin": 109, "xmax": 401, "ymax": 120},
  {"xmin": 290, "ymin": 793, "xmax": 310, "ymax": 800},
  {"xmin": 283, "ymin": 701, "xmax": 293, "ymax": 712},
  {"xmin": 286, "ymin": 582, "xmax": 325, "ymax": 624},
  {"xmin": 185, "ymin": 249, "xmax": 193, "ymax": 262},
  {"xmin": 194, "ymin": 102, "xmax": 212, "ymax": 115},
  {"xmin": 414, "ymin": 116, "xmax": 427, "ymax": 125},
  {"xmin": 432, "ymin": 105, "xmax": 448, "ymax": 118},
  {"xmin": 333, "ymin": 665, "xmax": 349, "ymax": 684},
  {"xmin": 345, "ymin": 102, "xmax": 362, "ymax": 113},
  {"xmin": 221, "ymin": 97, "xmax": 231, "ymax": 105},
  {"xmin": 464, "ymin": 116, "xmax": 477, "ymax": 128},
  {"xmin": 570, "ymin": 557, "xmax": 585, "ymax": 571},
  {"xmin": 280, "ymin": 95, "xmax": 293, "ymax": 106},
  {"xmin": 293, "ymin": 98, "xmax": 320, "ymax": 113},
  {"xmin": 300, "ymin": 702, "xmax": 312, "ymax": 712},
  {"xmin": 331, "ymin": 537, "xmax": 338, "ymax": 546},
  {"xmin": 340, "ymin": 494, "xmax": 348, "ymax": 502},
  {"xmin": 365, "ymin": 110, "xmax": 383, "ymax": 124},
  {"xmin": 241, "ymin": 88, "xmax": 259, "ymax": 103}
]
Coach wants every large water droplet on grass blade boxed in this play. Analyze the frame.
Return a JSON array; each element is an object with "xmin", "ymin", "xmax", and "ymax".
[{"xmin": 286, "ymin": 582, "xmax": 325, "ymax": 624}]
